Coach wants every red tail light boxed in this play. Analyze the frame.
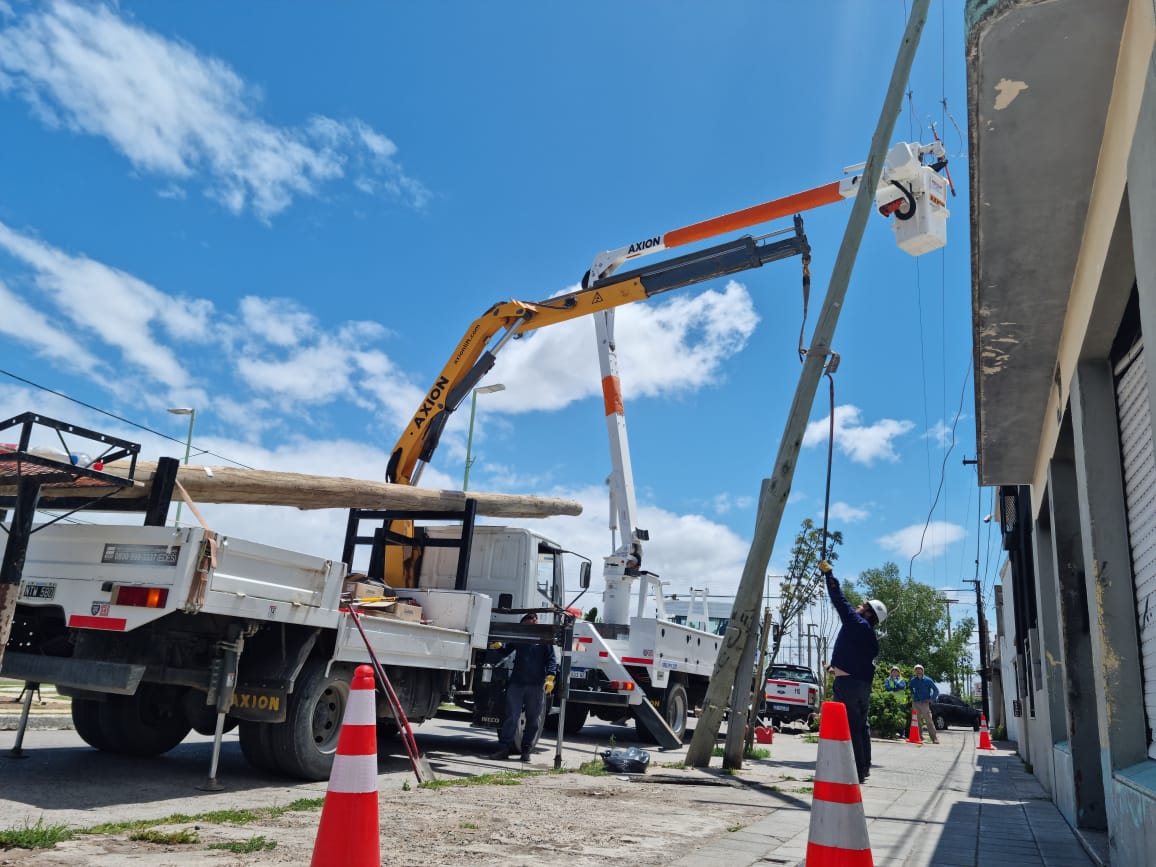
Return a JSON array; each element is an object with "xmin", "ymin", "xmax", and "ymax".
[
  {"xmin": 111, "ymin": 585, "xmax": 169, "ymax": 608},
  {"xmin": 608, "ymin": 680, "xmax": 635, "ymax": 692}
]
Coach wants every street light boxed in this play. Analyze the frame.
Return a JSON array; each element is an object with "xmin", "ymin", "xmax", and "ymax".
[
  {"xmin": 462, "ymin": 384, "xmax": 504, "ymax": 491},
  {"xmin": 167, "ymin": 408, "xmax": 196, "ymax": 527}
]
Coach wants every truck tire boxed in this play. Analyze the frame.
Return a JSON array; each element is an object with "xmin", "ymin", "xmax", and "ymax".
[
  {"xmin": 544, "ymin": 703, "xmax": 589, "ymax": 736},
  {"xmin": 98, "ymin": 686, "xmax": 192, "ymax": 756},
  {"xmin": 268, "ymin": 657, "xmax": 351, "ymax": 781},
  {"xmin": 238, "ymin": 721, "xmax": 281, "ymax": 775},
  {"xmin": 72, "ymin": 698, "xmax": 115, "ymax": 752}
]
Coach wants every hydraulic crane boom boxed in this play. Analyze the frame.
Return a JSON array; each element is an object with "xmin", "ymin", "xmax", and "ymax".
[
  {"xmin": 385, "ymin": 224, "xmax": 810, "ymax": 489},
  {"xmin": 583, "ymin": 139, "xmax": 952, "ymax": 286}
]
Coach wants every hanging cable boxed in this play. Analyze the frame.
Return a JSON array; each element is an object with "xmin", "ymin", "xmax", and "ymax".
[
  {"xmin": 0, "ymin": 366, "xmax": 254, "ymax": 469},
  {"xmin": 907, "ymin": 360, "xmax": 973, "ymax": 578}
]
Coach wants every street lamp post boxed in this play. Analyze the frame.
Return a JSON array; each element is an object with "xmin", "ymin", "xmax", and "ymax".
[
  {"xmin": 462, "ymin": 384, "xmax": 504, "ymax": 491},
  {"xmin": 167, "ymin": 408, "xmax": 196, "ymax": 527}
]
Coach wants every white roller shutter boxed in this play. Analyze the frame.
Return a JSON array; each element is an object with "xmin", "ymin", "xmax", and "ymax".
[{"xmin": 1115, "ymin": 341, "xmax": 1156, "ymax": 760}]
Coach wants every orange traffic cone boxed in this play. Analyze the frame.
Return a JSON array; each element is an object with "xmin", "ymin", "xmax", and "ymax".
[
  {"xmin": 805, "ymin": 701, "xmax": 873, "ymax": 867},
  {"xmin": 311, "ymin": 665, "xmax": 380, "ymax": 867},
  {"xmin": 977, "ymin": 713, "xmax": 995, "ymax": 751},
  {"xmin": 906, "ymin": 707, "xmax": 922, "ymax": 744}
]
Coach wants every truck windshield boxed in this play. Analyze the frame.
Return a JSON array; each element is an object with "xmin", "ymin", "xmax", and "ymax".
[{"xmin": 768, "ymin": 667, "xmax": 818, "ymax": 684}]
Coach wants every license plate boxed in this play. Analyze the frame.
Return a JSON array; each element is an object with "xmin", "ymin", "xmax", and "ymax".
[
  {"xmin": 21, "ymin": 582, "xmax": 56, "ymax": 600},
  {"xmin": 771, "ymin": 703, "xmax": 792, "ymax": 712}
]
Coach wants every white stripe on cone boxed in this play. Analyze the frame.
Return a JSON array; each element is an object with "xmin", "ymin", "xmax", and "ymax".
[
  {"xmin": 326, "ymin": 751, "xmax": 380, "ymax": 794},
  {"xmin": 344, "ymin": 687, "xmax": 376, "ymax": 727},
  {"xmin": 815, "ymin": 738, "xmax": 858, "ymax": 784},
  {"xmin": 808, "ymin": 801, "xmax": 872, "ymax": 850}
]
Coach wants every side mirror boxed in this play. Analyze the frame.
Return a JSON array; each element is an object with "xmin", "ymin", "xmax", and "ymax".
[{"xmin": 579, "ymin": 562, "xmax": 591, "ymax": 589}]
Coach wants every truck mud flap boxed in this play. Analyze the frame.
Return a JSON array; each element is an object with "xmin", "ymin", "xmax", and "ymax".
[
  {"xmin": 0, "ymin": 651, "xmax": 145, "ymax": 695},
  {"xmin": 632, "ymin": 697, "xmax": 682, "ymax": 750}
]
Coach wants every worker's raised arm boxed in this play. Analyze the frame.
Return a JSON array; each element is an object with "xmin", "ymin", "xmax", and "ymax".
[{"xmin": 820, "ymin": 560, "xmax": 860, "ymax": 626}]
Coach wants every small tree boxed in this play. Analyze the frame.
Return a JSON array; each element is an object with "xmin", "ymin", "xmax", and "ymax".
[
  {"xmin": 849, "ymin": 563, "xmax": 975, "ymax": 688},
  {"xmin": 766, "ymin": 518, "xmax": 843, "ymax": 668}
]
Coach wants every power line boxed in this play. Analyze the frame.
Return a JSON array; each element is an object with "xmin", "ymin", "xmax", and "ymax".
[{"xmin": 0, "ymin": 366, "xmax": 255, "ymax": 470}]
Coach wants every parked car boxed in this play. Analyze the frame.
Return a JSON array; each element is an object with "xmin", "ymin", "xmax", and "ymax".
[{"xmin": 930, "ymin": 694, "xmax": 981, "ymax": 731}]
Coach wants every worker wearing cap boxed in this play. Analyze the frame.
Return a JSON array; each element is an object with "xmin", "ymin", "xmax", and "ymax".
[
  {"xmin": 490, "ymin": 612, "xmax": 558, "ymax": 762},
  {"xmin": 819, "ymin": 559, "xmax": 888, "ymax": 784},
  {"xmin": 908, "ymin": 663, "xmax": 940, "ymax": 744}
]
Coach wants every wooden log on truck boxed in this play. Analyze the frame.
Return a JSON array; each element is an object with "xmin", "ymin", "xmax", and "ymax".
[{"xmin": 3, "ymin": 461, "xmax": 582, "ymax": 519}]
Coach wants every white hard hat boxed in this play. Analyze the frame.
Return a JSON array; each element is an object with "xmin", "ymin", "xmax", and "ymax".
[
  {"xmin": 867, "ymin": 599, "xmax": 888, "ymax": 625},
  {"xmin": 914, "ymin": 663, "xmax": 924, "ymax": 671}
]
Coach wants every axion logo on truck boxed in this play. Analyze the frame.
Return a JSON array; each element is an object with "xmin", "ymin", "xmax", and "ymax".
[
  {"xmin": 413, "ymin": 376, "xmax": 450, "ymax": 429},
  {"xmin": 101, "ymin": 544, "xmax": 180, "ymax": 566},
  {"xmin": 627, "ymin": 236, "xmax": 661, "ymax": 255}
]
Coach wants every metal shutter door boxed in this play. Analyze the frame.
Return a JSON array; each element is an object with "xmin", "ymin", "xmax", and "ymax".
[{"xmin": 1115, "ymin": 343, "xmax": 1156, "ymax": 760}]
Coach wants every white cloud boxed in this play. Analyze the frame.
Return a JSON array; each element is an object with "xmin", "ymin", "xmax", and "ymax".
[
  {"xmin": 0, "ymin": 277, "xmax": 106, "ymax": 374},
  {"xmin": 0, "ymin": 2, "xmax": 427, "ymax": 218},
  {"xmin": 877, "ymin": 521, "xmax": 966, "ymax": 560},
  {"xmin": 0, "ymin": 222, "xmax": 213, "ymax": 389},
  {"xmin": 488, "ymin": 280, "xmax": 759, "ymax": 413},
  {"xmin": 712, "ymin": 492, "xmax": 754, "ymax": 515},
  {"xmin": 803, "ymin": 404, "xmax": 914, "ymax": 465},
  {"xmin": 923, "ymin": 417, "xmax": 966, "ymax": 449},
  {"xmin": 827, "ymin": 501, "xmax": 869, "ymax": 523}
]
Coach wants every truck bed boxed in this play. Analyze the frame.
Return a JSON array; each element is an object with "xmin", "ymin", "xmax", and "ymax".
[{"xmin": 1, "ymin": 524, "xmax": 490, "ymax": 679}]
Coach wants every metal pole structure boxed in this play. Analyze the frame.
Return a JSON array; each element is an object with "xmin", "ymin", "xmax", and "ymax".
[
  {"xmin": 688, "ymin": 0, "xmax": 932, "ymax": 768},
  {"xmin": 167, "ymin": 408, "xmax": 196, "ymax": 528},
  {"xmin": 462, "ymin": 384, "xmax": 505, "ymax": 491},
  {"xmin": 966, "ymin": 578, "xmax": 992, "ymax": 721}
]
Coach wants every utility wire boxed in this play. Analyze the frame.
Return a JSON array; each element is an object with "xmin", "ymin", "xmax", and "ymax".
[
  {"xmin": 907, "ymin": 360, "xmax": 973, "ymax": 578},
  {"xmin": 0, "ymin": 366, "xmax": 255, "ymax": 469}
]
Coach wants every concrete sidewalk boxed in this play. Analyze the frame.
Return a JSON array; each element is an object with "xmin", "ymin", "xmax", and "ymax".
[{"xmin": 674, "ymin": 727, "xmax": 1103, "ymax": 867}]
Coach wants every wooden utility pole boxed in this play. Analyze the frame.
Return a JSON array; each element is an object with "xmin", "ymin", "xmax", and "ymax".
[{"xmin": 687, "ymin": 0, "xmax": 932, "ymax": 768}]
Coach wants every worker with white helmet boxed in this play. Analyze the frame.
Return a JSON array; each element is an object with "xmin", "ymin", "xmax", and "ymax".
[
  {"xmin": 908, "ymin": 663, "xmax": 940, "ymax": 744},
  {"xmin": 818, "ymin": 558, "xmax": 887, "ymax": 784}
]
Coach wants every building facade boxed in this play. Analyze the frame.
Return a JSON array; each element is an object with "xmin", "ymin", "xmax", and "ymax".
[{"xmin": 968, "ymin": 0, "xmax": 1156, "ymax": 861}]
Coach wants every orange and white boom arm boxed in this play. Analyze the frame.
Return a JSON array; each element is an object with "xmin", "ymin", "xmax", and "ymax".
[{"xmin": 584, "ymin": 140, "xmax": 949, "ymax": 286}]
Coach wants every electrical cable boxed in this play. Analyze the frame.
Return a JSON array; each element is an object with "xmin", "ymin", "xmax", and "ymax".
[
  {"xmin": 907, "ymin": 360, "xmax": 973, "ymax": 578},
  {"xmin": 0, "ymin": 366, "xmax": 255, "ymax": 469}
]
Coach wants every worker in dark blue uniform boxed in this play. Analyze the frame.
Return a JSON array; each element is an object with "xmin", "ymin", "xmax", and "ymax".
[
  {"xmin": 490, "ymin": 612, "xmax": 557, "ymax": 761},
  {"xmin": 819, "ymin": 559, "xmax": 888, "ymax": 784}
]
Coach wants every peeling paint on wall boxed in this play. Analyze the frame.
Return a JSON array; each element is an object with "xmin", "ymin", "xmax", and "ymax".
[
  {"xmin": 1093, "ymin": 561, "xmax": 1122, "ymax": 728},
  {"xmin": 994, "ymin": 78, "xmax": 1030, "ymax": 110}
]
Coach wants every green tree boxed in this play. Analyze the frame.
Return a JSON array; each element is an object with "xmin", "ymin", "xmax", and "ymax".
[
  {"xmin": 767, "ymin": 518, "xmax": 843, "ymax": 667},
  {"xmin": 845, "ymin": 562, "xmax": 974, "ymax": 687}
]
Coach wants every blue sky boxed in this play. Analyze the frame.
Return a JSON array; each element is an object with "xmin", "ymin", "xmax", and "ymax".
[{"xmin": 0, "ymin": 2, "xmax": 996, "ymax": 656}]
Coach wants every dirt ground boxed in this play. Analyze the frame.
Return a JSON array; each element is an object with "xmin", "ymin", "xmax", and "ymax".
[{"xmin": 0, "ymin": 767, "xmax": 779, "ymax": 866}]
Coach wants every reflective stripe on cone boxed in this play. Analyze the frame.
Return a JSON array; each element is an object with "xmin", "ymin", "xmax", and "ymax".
[
  {"xmin": 311, "ymin": 665, "xmax": 380, "ymax": 867},
  {"xmin": 805, "ymin": 701, "xmax": 874, "ymax": 867}
]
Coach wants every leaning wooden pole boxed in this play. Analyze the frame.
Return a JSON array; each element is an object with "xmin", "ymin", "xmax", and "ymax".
[{"xmin": 687, "ymin": 0, "xmax": 932, "ymax": 768}]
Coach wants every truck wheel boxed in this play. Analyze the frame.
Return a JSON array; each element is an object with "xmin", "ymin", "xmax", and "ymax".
[
  {"xmin": 660, "ymin": 682, "xmax": 689, "ymax": 740},
  {"xmin": 238, "ymin": 722, "xmax": 281, "ymax": 775},
  {"xmin": 72, "ymin": 698, "xmax": 114, "ymax": 751},
  {"xmin": 268, "ymin": 658, "xmax": 351, "ymax": 781},
  {"xmin": 544, "ymin": 703, "xmax": 589, "ymax": 735},
  {"xmin": 512, "ymin": 704, "xmax": 546, "ymax": 750},
  {"xmin": 98, "ymin": 686, "xmax": 192, "ymax": 756}
]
